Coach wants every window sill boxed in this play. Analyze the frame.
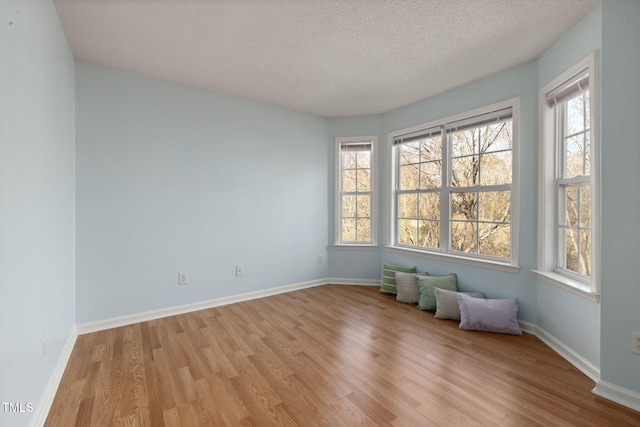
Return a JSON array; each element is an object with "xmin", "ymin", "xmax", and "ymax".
[
  {"xmin": 386, "ymin": 246, "xmax": 520, "ymax": 273},
  {"xmin": 532, "ymin": 270, "xmax": 600, "ymax": 302}
]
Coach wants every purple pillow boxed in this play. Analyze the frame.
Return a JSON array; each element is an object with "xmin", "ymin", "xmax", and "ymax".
[{"xmin": 457, "ymin": 293, "xmax": 522, "ymax": 335}]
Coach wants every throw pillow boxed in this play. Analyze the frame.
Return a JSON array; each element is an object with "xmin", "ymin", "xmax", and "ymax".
[
  {"xmin": 380, "ymin": 264, "xmax": 416, "ymax": 295},
  {"xmin": 433, "ymin": 288, "xmax": 485, "ymax": 320},
  {"xmin": 417, "ymin": 274, "xmax": 457, "ymax": 311},
  {"xmin": 457, "ymin": 293, "xmax": 522, "ymax": 335},
  {"xmin": 395, "ymin": 272, "xmax": 428, "ymax": 304}
]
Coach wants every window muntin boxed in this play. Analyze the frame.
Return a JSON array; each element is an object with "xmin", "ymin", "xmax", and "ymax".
[
  {"xmin": 392, "ymin": 103, "xmax": 516, "ymax": 264},
  {"xmin": 336, "ymin": 137, "xmax": 376, "ymax": 245}
]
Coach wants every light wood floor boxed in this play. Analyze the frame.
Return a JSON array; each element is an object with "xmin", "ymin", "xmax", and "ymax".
[{"xmin": 46, "ymin": 285, "xmax": 640, "ymax": 426}]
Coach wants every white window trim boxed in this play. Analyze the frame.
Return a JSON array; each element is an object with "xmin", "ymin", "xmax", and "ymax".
[
  {"xmin": 535, "ymin": 52, "xmax": 600, "ymax": 302},
  {"xmin": 387, "ymin": 98, "xmax": 520, "ymax": 269},
  {"xmin": 335, "ymin": 135, "xmax": 378, "ymax": 247}
]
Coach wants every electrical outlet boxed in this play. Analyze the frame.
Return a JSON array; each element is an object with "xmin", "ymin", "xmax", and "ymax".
[
  {"xmin": 318, "ymin": 255, "xmax": 324, "ymax": 264},
  {"xmin": 631, "ymin": 332, "xmax": 640, "ymax": 355},
  {"xmin": 41, "ymin": 334, "xmax": 46, "ymax": 360},
  {"xmin": 178, "ymin": 272, "xmax": 189, "ymax": 285},
  {"xmin": 236, "ymin": 265, "xmax": 244, "ymax": 277}
]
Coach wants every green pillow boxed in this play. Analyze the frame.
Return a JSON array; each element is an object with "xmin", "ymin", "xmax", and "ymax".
[
  {"xmin": 380, "ymin": 263, "xmax": 416, "ymax": 295},
  {"xmin": 417, "ymin": 274, "xmax": 458, "ymax": 311}
]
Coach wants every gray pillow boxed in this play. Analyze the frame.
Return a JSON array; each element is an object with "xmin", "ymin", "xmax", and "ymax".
[
  {"xmin": 433, "ymin": 288, "xmax": 485, "ymax": 320},
  {"xmin": 417, "ymin": 274, "xmax": 457, "ymax": 311},
  {"xmin": 380, "ymin": 263, "xmax": 416, "ymax": 295},
  {"xmin": 457, "ymin": 293, "xmax": 522, "ymax": 335},
  {"xmin": 395, "ymin": 272, "xmax": 428, "ymax": 304}
]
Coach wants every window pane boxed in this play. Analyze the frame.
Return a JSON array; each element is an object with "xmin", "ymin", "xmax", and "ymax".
[
  {"xmin": 482, "ymin": 121, "xmax": 513, "ymax": 153},
  {"xmin": 580, "ymin": 230, "xmax": 591, "ymax": 276},
  {"xmin": 451, "ymin": 221, "xmax": 477, "ymax": 253},
  {"xmin": 342, "ymin": 169, "xmax": 357, "ymax": 192},
  {"xmin": 356, "ymin": 169, "xmax": 370, "ymax": 192},
  {"xmin": 399, "ymin": 142, "xmax": 420, "ymax": 165},
  {"xmin": 356, "ymin": 151, "xmax": 370, "ymax": 169},
  {"xmin": 342, "ymin": 218, "xmax": 356, "ymax": 241},
  {"xmin": 420, "ymin": 161, "xmax": 442, "ymax": 189},
  {"xmin": 451, "ymin": 156, "xmax": 478, "ymax": 187},
  {"xmin": 565, "ymin": 134, "xmax": 584, "ymax": 178},
  {"xmin": 420, "ymin": 137, "xmax": 442, "ymax": 162},
  {"xmin": 399, "ymin": 164, "xmax": 419, "ymax": 190},
  {"xmin": 418, "ymin": 192, "xmax": 440, "ymax": 220},
  {"xmin": 565, "ymin": 186, "xmax": 579, "ymax": 227},
  {"xmin": 478, "ymin": 191, "xmax": 510, "ymax": 223},
  {"xmin": 342, "ymin": 151, "xmax": 356, "ymax": 169},
  {"xmin": 399, "ymin": 193, "xmax": 417, "ymax": 218},
  {"xmin": 418, "ymin": 220, "xmax": 440, "ymax": 248},
  {"xmin": 399, "ymin": 219, "xmax": 418, "ymax": 246},
  {"xmin": 451, "ymin": 192, "xmax": 477, "ymax": 221},
  {"xmin": 451, "ymin": 129, "xmax": 478, "ymax": 157},
  {"xmin": 479, "ymin": 223, "xmax": 510, "ymax": 258},
  {"xmin": 566, "ymin": 93, "xmax": 586, "ymax": 135},
  {"xmin": 480, "ymin": 151, "xmax": 512, "ymax": 185},
  {"xmin": 565, "ymin": 228, "xmax": 579, "ymax": 274},
  {"xmin": 580, "ymin": 184, "xmax": 590, "ymax": 227},
  {"xmin": 342, "ymin": 195, "xmax": 356, "ymax": 218},
  {"xmin": 356, "ymin": 195, "xmax": 370, "ymax": 218},
  {"xmin": 356, "ymin": 218, "xmax": 371, "ymax": 242}
]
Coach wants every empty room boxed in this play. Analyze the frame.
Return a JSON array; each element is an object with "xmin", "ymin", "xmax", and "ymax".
[{"xmin": 2, "ymin": 0, "xmax": 640, "ymax": 426}]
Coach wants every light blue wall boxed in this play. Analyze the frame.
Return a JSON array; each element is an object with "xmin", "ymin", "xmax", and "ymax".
[
  {"xmin": 600, "ymin": 0, "xmax": 640, "ymax": 394},
  {"xmin": 0, "ymin": 1, "xmax": 76, "ymax": 426},
  {"xmin": 75, "ymin": 62, "xmax": 329, "ymax": 323},
  {"xmin": 535, "ymin": 3, "xmax": 602, "ymax": 369}
]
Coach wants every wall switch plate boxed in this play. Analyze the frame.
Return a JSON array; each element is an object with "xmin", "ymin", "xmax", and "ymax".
[
  {"xmin": 632, "ymin": 332, "xmax": 640, "ymax": 355},
  {"xmin": 179, "ymin": 272, "xmax": 189, "ymax": 285},
  {"xmin": 236, "ymin": 265, "xmax": 244, "ymax": 277}
]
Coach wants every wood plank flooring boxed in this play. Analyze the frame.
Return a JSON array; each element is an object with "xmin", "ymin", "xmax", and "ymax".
[{"xmin": 45, "ymin": 285, "xmax": 640, "ymax": 426}]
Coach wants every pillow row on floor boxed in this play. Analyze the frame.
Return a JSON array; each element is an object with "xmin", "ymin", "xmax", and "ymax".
[{"xmin": 381, "ymin": 263, "xmax": 521, "ymax": 335}]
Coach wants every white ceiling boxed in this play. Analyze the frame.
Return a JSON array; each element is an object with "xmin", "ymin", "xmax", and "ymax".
[{"xmin": 53, "ymin": 0, "xmax": 599, "ymax": 117}]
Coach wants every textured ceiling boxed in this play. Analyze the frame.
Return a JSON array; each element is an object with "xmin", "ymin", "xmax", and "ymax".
[{"xmin": 53, "ymin": 0, "xmax": 599, "ymax": 117}]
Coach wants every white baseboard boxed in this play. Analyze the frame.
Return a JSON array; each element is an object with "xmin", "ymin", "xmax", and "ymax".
[
  {"xmin": 518, "ymin": 319, "xmax": 537, "ymax": 335},
  {"xmin": 76, "ymin": 279, "xmax": 328, "ymax": 335},
  {"xmin": 518, "ymin": 320, "xmax": 640, "ymax": 414},
  {"xmin": 593, "ymin": 380, "xmax": 640, "ymax": 413},
  {"xmin": 30, "ymin": 328, "xmax": 78, "ymax": 427},
  {"xmin": 533, "ymin": 324, "xmax": 600, "ymax": 382},
  {"xmin": 76, "ymin": 278, "xmax": 381, "ymax": 335},
  {"xmin": 326, "ymin": 277, "xmax": 380, "ymax": 286}
]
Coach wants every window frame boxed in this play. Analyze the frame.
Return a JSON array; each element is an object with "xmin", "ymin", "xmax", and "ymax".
[
  {"xmin": 388, "ymin": 98, "xmax": 520, "ymax": 271},
  {"xmin": 335, "ymin": 136, "xmax": 378, "ymax": 247},
  {"xmin": 535, "ymin": 53, "xmax": 600, "ymax": 301}
]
